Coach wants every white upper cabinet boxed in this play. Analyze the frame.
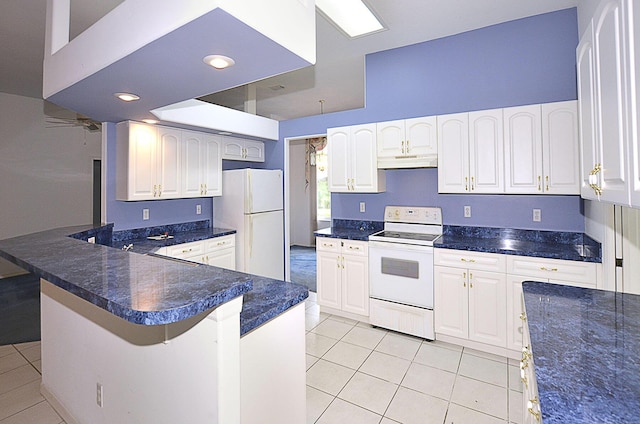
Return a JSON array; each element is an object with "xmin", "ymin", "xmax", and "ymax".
[
  {"xmin": 504, "ymin": 102, "xmax": 579, "ymax": 194},
  {"xmin": 117, "ymin": 122, "xmax": 182, "ymax": 201},
  {"xmin": 438, "ymin": 110, "xmax": 504, "ymax": 194},
  {"xmin": 437, "ymin": 113, "xmax": 470, "ymax": 193},
  {"xmin": 542, "ymin": 101, "xmax": 580, "ymax": 194},
  {"xmin": 376, "ymin": 116, "xmax": 437, "ymax": 168},
  {"xmin": 182, "ymin": 131, "xmax": 222, "ymax": 198},
  {"xmin": 116, "ymin": 121, "xmax": 222, "ymax": 200},
  {"xmin": 222, "ymin": 137, "xmax": 265, "ymax": 162},
  {"xmin": 579, "ymin": 0, "xmax": 632, "ymax": 205},
  {"xmin": 469, "ymin": 109, "xmax": 504, "ymax": 193},
  {"xmin": 504, "ymin": 105, "xmax": 543, "ymax": 193},
  {"xmin": 328, "ymin": 124, "xmax": 385, "ymax": 193}
]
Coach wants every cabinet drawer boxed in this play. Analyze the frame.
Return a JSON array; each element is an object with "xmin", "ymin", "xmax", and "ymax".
[
  {"xmin": 316, "ymin": 237, "xmax": 340, "ymax": 253},
  {"xmin": 205, "ymin": 235, "xmax": 235, "ymax": 252},
  {"xmin": 165, "ymin": 240, "xmax": 205, "ymax": 258},
  {"xmin": 506, "ymin": 255, "xmax": 598, "ymax": 286},
  {"xmin": 434, "ymin": 249, "xmax": 506, "ymax": 272},
  {"xmin": 342, "ymin": 240, "xmax": 368, "ymax": 256}
]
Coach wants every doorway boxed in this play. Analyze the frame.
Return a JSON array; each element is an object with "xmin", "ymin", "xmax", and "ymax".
[{"xmin": 285, "ymin": 135, "xmax": 328, "ymax": 292}]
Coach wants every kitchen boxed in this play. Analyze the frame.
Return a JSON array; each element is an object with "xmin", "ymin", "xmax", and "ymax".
[{"xmin": 0, "ymin": 0, "xmax": 638, "ymax": 423}]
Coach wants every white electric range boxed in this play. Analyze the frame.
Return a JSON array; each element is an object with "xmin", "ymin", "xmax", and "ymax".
[{"xmin": 368, "ymin": 206, "xmax": 442, "ymax": 340}]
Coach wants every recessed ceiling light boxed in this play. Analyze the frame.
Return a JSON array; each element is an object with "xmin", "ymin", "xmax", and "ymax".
[
  {"xmin": 203, "ymin": 55, "xmax": 235, "ymax": 70},
  {"xmin": 114, "ymin": 92, "xmax": 140, "ymax": 102},
  {"xmin": 316, "ymin": 0, "xmax": 384, "ymax": 38},
  {"xmin": 142, "ymin": 119, "xmax": 158, "ymax": 124}
]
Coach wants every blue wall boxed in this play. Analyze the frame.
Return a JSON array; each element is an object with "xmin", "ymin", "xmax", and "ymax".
[{"xmin": 276, "ymin": 8, "xmax": 583, "ymax": 232}]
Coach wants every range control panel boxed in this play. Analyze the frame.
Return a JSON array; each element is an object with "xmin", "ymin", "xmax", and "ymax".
[{"xmin": 383, "ymin": 206, "xmax": 442, "ymax": 225}]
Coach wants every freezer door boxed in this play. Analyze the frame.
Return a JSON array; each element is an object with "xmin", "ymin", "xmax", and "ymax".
[
  {"xmin": 243, "ymin": 210, "xmax": 284, "ymax": 280},
  {"xmin": 246, "ymin": 169, "xmax": 283, "ymax": 213}
]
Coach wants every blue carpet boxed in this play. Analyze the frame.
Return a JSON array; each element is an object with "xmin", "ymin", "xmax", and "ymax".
[
  {"xmin": 290, "ymin": 246, "xmax": 316, "ymax": 292},
  {"xmin": 0, "ymin": 274, "xmax": 40, "ymax": 346}
]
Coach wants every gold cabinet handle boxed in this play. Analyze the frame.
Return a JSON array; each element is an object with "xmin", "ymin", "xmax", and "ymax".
[
  {"xmin": 348, "ymin": 245, "xmax": 360, "ymax": 250},
  {"xmin": 337, "ymin": 256, "xmax": 340, "ymax": 268},
  {"xmin": 158, "ymin": 184, "xmax": 162, "ymax": 197},
  {"xmin": 182, "ymin": 248, "xmax": 193, "ymax": 253},
  {"xmin": 461, "ymin": 258, "xmax": 476, "ymax": 263},
  {"xmin": 537, "ymin": 175, "xmax": 542, "ymax": 191},
  {"xmin": 520, "ymin": 367, "xmax": 528, "ymax": 389},
  {"xmin": 520, "ymin": 312, "xmax": 527, "ymax": 322},
  {"xmin": 153, "ymin": 184, "xmax": 158, "ymax": 197},
  {"xmin": 465, "ymin": 176, "xmax": 469, "ymax": 191},
  {"xmin": 540, "ymin": 267, "xmax": 558, "ymax": 272},
  {"xmin": 341, "ymin": 255, "xmax": 345, "ymax": 269},
  {"xmin": 545, "ymin": 175, "xmax": 549, "ymax": 192},
  {"xmin": 401, "ymin": 140, "xmax": 405, "ymax": 154},
  {"xmin": 471, "ymin": 176, "xmax": 475, "ymax": 191},
  {"xmin": 527, "ymin": 398, "xmax": 541, "ymax": 422},
  {"xmin": 406, "ymin": 139, "xmax": 410, "ymax": 153},
  {"xmin": 589, "ymin": 163, "xmax": 603, "ymax": 195}
]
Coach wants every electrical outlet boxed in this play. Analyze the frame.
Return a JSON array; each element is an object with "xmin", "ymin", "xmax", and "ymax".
[
  {"xmin": 196, "ymin": 204, "xmax": 202, "ymax": 215},
  {"xmin": 464, "ymin": 206, "xmax": 471, "ymax": 218},
  {"xmin": 533, "ymin": 209, "xmax": 541, "ymax": 222},
  {"xmin": 96, "ymin": 383, "xmax": 103, "ymax": 407},
  {"xmin": 359, "ymin": 202, "xmax": 366, "ymax": 213},
  {"xmin": 142, "ymin": 208, "xmax": 150, "ymax": 220}
]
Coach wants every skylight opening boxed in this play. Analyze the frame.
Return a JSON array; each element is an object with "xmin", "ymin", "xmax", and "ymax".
[{"xmin": 316, "ymin": 0, "xmax": 384, "ymax": 38}]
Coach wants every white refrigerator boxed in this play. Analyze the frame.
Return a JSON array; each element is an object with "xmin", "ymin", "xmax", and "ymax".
[{"xmin": 213, "ymin": 169, "xmax": 284, "ymax": 280}]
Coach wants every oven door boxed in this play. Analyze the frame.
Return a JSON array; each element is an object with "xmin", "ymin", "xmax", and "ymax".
[{"xmin": 369, "ymin": 241, "xmax": 433, "ymax": 309}]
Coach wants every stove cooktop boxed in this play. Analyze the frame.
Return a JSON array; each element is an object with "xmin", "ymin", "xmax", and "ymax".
[{"xmin": 369, "ymin": 230, "xmax": 441, "ymax": 246}]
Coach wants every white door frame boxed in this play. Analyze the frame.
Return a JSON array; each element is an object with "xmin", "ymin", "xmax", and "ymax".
[{"xmin": 284, "ymin": 133, "xmax": 327, "ymax": 282}]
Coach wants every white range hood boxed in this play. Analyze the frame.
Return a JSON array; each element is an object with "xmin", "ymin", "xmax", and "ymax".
[{"xmin": 43, "ymin": 0, "xmax": 316, "ymax": 123}]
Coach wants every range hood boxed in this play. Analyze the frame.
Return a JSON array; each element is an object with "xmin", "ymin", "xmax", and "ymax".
[{"xmin": 43, "ymin": 0, "xmax": 316, "ymax": 123}]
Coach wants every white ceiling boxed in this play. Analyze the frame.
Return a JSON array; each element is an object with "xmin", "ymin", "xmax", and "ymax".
[{"xmin": 0, "ymin": 0, "xmax": 578, "ymax": 121}]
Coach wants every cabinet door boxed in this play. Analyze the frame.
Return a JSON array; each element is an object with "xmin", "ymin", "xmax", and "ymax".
[
  {"xmin": 405, "ymin": 116, "xmax": 437, "ymax": 157},
  {"xmin": 578, "ymin": 22, "xmax": 600, "ymax": 200},
  {"xmin": 206, "ymin": 248, "xmax": 235, "ymax": 270},
  {"xmin": 351, "ymin": 124, "xmax": 380, "ymax": 192},
  {"xmin": 504, "ymin": 105, "xmax": 543, "ymax": 194},
  {"xmin": 437, "ymin": 113, "xmax": 469, "ymax": 193},
  {"xmin": 594, "ymin": 0, "xmax": 630, "ymax": 204},
  {"xmin": 316, "ymin": 250, "xmax": 341, "ymax": 310},
  {"xmin": 327, "ymin": 127, "xmax": 350, "ymax": 192},
  {"xmin": 243, "ymin": 140, "xmax": 265, "ymax": 162},
  {"xmin": 468, "ymin": 271, "xmax": 507, "ymax": 347},
  {"xmin": 542, "ymin": 101, "xmax": 580, "ymax": 194},
  {"xmin": 506, "ymin": 275, "xmax": 526, "ymax": 352},
  {"xmin": 469, "ymin": 109, "xmax": 504, "ymax": 193},
  {"xmin": 222, "ymin": 138, "xmax": 244, "ymax": 160},
  {"xmin": 630, "ymin": 0, "xmax": 640, "ymax": 207},
  {"xmin": 434, "ymin": 265, "xmax": 468, "ymax": 339},
  {"xmin": 182, "ymin": 131, "xmax": 203, "ymax": 198},
  {"xmin": 156, "ymin": 127, "xmax": 181, "ymax": 199},
  {"xmin": 341, "ymin": 253, "xmax": 369, "ymax": 316},
  {"xmin": 376, "ymin": 120, "xmax": 404, "ymax": 159},
  {"xmin": 202, "ymin": 135, "xmax": 222, "ymax": 196},
  {"xmin": 127, "ymin": 122, "xmax": 158, "ymax": 200}
]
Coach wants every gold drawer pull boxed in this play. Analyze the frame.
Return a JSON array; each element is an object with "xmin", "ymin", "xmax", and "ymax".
[
  {"xmin": 527, "ymin": 398, "xmax": 541, "ymax": 422},
  {"xmin": 461, "ymin": 258, "xmax": 476, "ymax": 263},
  {"xmin": 520, "ymin": 312, "xmax": 527, "ymax": 322},
  {"xmin": 348, "ymin": 246, "xmax": 360, "ymax": 250},
  {"xmin": 540, "ymin": 267, "xmax": 558, "ymax": 272},
  {"xmin": 182, "ymin": 248, "xmax": 193, "ymax": 253}
]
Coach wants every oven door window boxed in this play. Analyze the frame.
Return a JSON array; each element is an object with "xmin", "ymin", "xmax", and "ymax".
[{"xmin": 381, "ymin": 257, "xmax": 419, "ymax": 279}]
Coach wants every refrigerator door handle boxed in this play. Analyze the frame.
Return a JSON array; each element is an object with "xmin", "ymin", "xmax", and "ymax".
[
  {"xmin": 247, "ymin": 169, "xmax": 253, "ymax": 213},
  {"xmin": 247, "ymin": 215, "xmax": 253, "ymax": 259}
]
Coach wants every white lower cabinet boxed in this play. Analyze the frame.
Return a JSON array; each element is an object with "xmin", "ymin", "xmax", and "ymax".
[
  {"xmin": 505, "ymin": 255, "xmax": 600, "ymax": 351},
  {"xmin": 157, "ymin": 235, "xmax": 236, "ymax": 270},
  {"xmin": 434, "ymin": 250, "xmax": 507, "ymax": 349},
  {"xmin": 316, "ymin": 237, "xmax": 369, "ymax": 319}
]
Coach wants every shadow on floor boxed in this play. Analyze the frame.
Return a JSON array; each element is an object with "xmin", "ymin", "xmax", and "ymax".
[
  {"xmin": 0, "ymin": 273, "xmax": 40, "ymax": 345},
  {"xmin": 290, "ymin": 245, "xmax": 316, "ymax": 292}
]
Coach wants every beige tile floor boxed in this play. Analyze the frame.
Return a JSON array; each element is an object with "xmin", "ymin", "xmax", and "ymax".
[
  {"xmin": 0, "ymin": 293, "xmax": 523, "ymax": 424},
  {"xmin": 304, "ymin": 292, "xmax": 524, "ymax": 424}
]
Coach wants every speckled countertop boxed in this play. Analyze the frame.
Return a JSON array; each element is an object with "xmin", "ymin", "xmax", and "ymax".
[
  {"xmin": 314, "ymin": 219, "xmax": 384, "ymax": 241},
  {"xmin": 522, "ymin": 282, "xmax": 640, "ymax": 423},
  {"xmin": 0, "ymin": 223, "xmax": 307, "ymax": 335},
  {"xmin": 435, "ymin": 226, "xmax": 601, "ymax": 263}
]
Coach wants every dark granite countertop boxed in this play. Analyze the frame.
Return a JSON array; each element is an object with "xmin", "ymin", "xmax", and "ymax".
[
  {"xmin": 314, "ymin": 219, "xmax": 383, "ymax": 241},
  {"xmin": 522, "ymin": 282, "xmax": 640, "ymax": 423},
  {"xmin": 0, "ymin": 223, "xmax": 307, "ymax": 335},
  {"xmin": 113, "ymin": 227, "xmax": 237, "ymax": 255},
  {"xmin": 434, "ymin": 226, "xmax": 601, "ymax": 263}
]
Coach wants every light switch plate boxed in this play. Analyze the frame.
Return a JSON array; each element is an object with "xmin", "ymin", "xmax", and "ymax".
[{"xmin": 359, "ymin": 202, "xmax": 365, "ymax": 213}]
